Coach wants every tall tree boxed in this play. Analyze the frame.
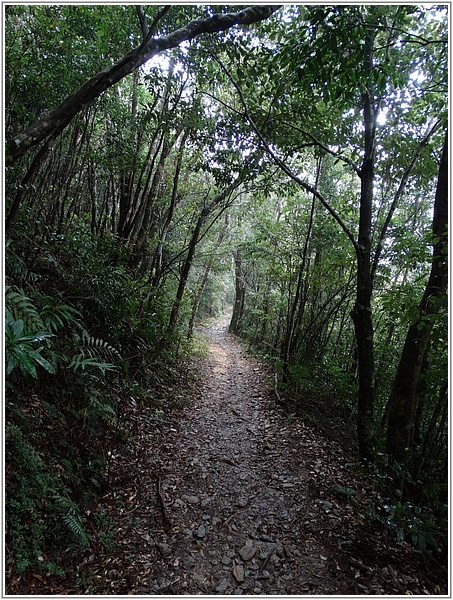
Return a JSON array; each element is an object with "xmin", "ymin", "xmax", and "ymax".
[{"xmin": 385, "ymin": 128, "xmax": 448, "ymax": 466}]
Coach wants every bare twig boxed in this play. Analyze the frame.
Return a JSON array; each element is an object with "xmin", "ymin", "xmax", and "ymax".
[
  {"xmin": 156, "ymin": 476, "xmax": 171, "ymax": 525},
  {"xmin": 260, "ymin": 547, "xmax": 275, "ymax": 573}
]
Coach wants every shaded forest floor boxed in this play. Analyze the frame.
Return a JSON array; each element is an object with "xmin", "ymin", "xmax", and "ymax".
[{"xmin": 8, "ymin": 313, "xmax": 448, "ymax": 595}]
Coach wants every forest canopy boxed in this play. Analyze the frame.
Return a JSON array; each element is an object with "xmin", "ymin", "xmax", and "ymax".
[{"xmin": 4, "ymin": 3, "xmax": 448, "ymax": 580}]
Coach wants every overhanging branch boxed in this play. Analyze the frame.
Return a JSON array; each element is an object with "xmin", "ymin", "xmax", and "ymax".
[{"xmin": 6, "ymin": 5, "xmax": 281, "ymax": 166}]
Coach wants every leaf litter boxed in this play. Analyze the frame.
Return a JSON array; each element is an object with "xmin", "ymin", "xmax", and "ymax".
[{"xmin": 9, "ymin": 313, "xmax": 447, "ymax": 595}]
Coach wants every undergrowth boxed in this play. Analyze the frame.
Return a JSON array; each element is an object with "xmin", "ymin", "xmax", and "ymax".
[{"xmin": 5, "ymin": 221, "xmax": 197, "ymax": 584}]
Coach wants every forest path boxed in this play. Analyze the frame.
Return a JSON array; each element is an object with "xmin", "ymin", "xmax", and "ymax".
[
  {"xmin": 135, "ymin": 311, "xmax": 344, "ymax": 595},
  {"xmin": 68, "ymin": 313, "xmax": 445, "ymax": 595}
]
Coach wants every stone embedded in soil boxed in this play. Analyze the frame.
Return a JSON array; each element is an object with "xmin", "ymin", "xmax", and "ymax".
[
  {"xmin": 182, "ymin": 494, "xmax": 200, "ymax": 504},
  {"xmin": 221, "ymin": 556, "xmax": 232, "ymax": 566},
  {"xmin": 157, "ymin": 542, "xmax": 172, "ymax": 556},
  {"xmin": 216, "ymin": 578, "xmax": 231, "ymax": 593},
  {"xmin": 233, "ymin": 564, "xmax": 245, "ymax": 583},
  {"xmin": 270, "ymin": 554, "xmax": 282, "ymax": 567},
  {"xmin": 239, "ymin": 543, "xmax": 257, "ymax": 561},
  {"xmin": 195, "ymin": 524, "xmax": 206, "ymax": 538}
]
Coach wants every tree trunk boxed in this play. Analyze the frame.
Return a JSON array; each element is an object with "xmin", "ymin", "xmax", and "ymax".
[
  {"xmin": 167, "ymin": 209, "xmax": 208, "ymax": 335},
  {"xmin": 151, "ymin": 131, "xmax": 187, "ymax": 284},
  {"xmin": 229, "ymin": 250, "xmax": 246, "ymax": 334},
  {"xmin": 167, "ymin": 184, "xmax": 237, "ymax": 335},
  {"xmin": 352, "ymin": 74, "xmax": 377, "ymax": 461},
  {"xmin": 281, "ymin": 157, "xmax": 321, "ymax": 377},
  {"xmin": 133, "ymin": 130, "xmax": 180, "ymax": 270},
  {"xmin": 385, "ymin": 128, "xmax": 448, "ymax": 466}
]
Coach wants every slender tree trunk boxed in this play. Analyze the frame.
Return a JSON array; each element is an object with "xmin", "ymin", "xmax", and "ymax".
[
  {"xmin": 167, "ymin": 209, "xmax": 208, "ymax": 335},
  {"xmin": 88, "ymin": 163, "xmax": 98, "ymax": 235},
  {"xmin": 281, "ymin": 157, "xmax": 321, "ymax": 377},
  {"xmin": 121, "ymin": 64, "xmax": 176, "ymax": 241},
  {"xmin": 151, "ymin": 130, "xmax": 187, "ymax": 284},
  {"xmin": 229, "ymin": 250, "xmax": 246, "ymax": 334},
  {"xmin": 117, "ymin": 171, "xmax": 135, "ymax": 239},
  {"xmin": 167, "ymin": 183, "xmax": 238, "ymax": 334},
  {"xmin": 134, "ymin": 130, "xmax": 179, "ymax": 266},
  {"xmin": 385, "ymin": 128, "xmax": 448, "ymax": 466},
  {"xmin": 352, "ymin": 63, "xmax": 378, "ymax": 460},
  {"xmin": 127, "ymin": 131, "xmax": 165, "ymax": 243}
]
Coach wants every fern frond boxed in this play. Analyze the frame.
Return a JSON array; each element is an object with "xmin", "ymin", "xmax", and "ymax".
[
  {"xmin": 67, "ymin": 329, "xmax": 122, "ymax": 374},
  {"xmin": 53, "ymin": 494, "xmax": 90, "ymax": 548},
  {"xmin": 40, "ymin": 301, "xmax": 81, "ymax": 333},
  {"xmin": 5, "ymin": 240, "xmax": 38, "ymax": 285},
  {"xmin": 81, "ymin": 333, "xmax": 123, "ymax": 363},
  {"xmin": 62, "ymin": 513, "xmax": 90, "ymax": 546},
  {"xmin": 5, "ymin": 286, "xmax": 43, "ymax": 332},
  {"xmin": 68, "ymin": 354, "xmax": 118, "ymax": 374}
]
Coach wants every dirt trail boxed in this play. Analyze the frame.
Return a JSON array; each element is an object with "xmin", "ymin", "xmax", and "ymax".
[
  {"xmin": 40, "ymin": 312, "xmax": 445, "ymax": 595},
  {"xmin": 150, "ymin": 312, "xmax": 338, "ymax": 595}
]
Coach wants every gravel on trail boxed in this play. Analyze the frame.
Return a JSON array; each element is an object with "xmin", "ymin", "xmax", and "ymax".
[{"xmin": 146, "ymin": 314, "xmax": 342, "ymax": 595}]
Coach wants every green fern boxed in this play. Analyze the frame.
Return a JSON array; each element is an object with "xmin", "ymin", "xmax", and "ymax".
[
  {"xmin": 5, "ymin": 288, "xmax": 56, "ymax": 379},
  {"xmin": 40, "ymin": 300, "xmax": 81, "ymax": 333},
  {"xmin": 68, "ymin": 333, "xmax": 122, "ymax": 374},
  {"xmin": 68, "ymin": 354, "xmax": 118, "ymax": 374},
  {"xmin": 5, "ymin": 239, "xmax": 38, "ymax": 285},
  {"xmin": 52, "ymin": 494, "xmax": 90, "ymax": 548},
  {"xmin": 82, "ymin": 334, "xmax": 122, "ymax": 362},
  {"xmin": 5, "ymin": 286, "xmax": 43, "ymax": 332}
]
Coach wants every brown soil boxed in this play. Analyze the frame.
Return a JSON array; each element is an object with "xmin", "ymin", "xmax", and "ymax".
[{"xmin": 9, "ymin": 312, "xmax": 447, "ymax": 595}]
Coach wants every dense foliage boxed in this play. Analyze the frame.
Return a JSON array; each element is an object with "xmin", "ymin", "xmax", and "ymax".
[{"xmin": 5, "ymin": 4, "xmax": 447, "ymax": 578}]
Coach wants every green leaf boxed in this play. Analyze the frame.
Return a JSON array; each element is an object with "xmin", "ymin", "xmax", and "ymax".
[
  {"xmin": 10, "ymin": 319, "xmax": 25, "ymax": 338},
  {"xmin": 13, "ymin": 347, "xmax": 38, "ymax": 378},
  {"xmin": 28, "ymin": 349, "xmax": 56, "ymax": 374}
]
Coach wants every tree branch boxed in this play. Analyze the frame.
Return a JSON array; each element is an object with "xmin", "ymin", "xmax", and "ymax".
[
  {"xmin": 370, "ymin": 118, "xmax": 442, "ymax": 284},
  {"xmin": 276, "ymin": 119, "xmax": 361, "ymax": 176},
  {"xmin": 211, "ymin": 53, "xmax": 359, "ymax": 251},
  {"xmin": 144, "ymin": 5, "xmax": 172, "ymax": 42},
  {"xmin": 136, "ymin": 5, "xmax": 150, "ymax": 38},
  {"xmin": 6, "ymin": 5, "xmax": 281, "ymax": 166}
]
